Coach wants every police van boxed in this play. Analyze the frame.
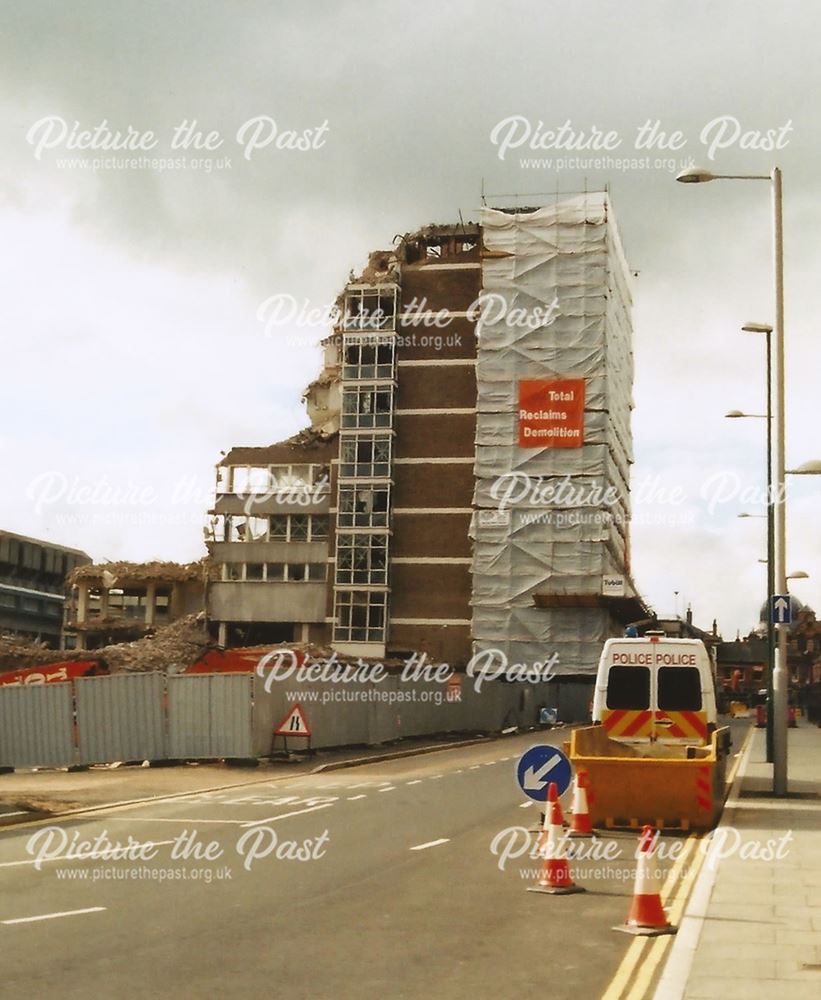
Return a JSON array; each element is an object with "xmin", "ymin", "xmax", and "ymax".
[{"xmin": 591, "ymin": 632, "xmax": 719, "ymax": 745}]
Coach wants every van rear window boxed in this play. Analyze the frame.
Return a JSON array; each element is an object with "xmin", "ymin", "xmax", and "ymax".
[
  {"xmin": 606, "ymin": 665, "xmax": 650, "ymax": 709},
  {"xmin": 658, "ymin": 667, "xmax": 702, "ymax": 711}
]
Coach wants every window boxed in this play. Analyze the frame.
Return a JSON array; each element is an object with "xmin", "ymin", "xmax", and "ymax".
[
  {"xmin": 87, "ymin": 589, "xmax": 102, "ymax": 616},
  {"xmin": 290, "ymin": 515, "xmax": 309, "ymax": 541},
  {"xmin": 269, "ymin": 515, "xmax": 288, "ymax": 540},
  {"xmin": 155, "ymin": 592, "xmax": 170, "ymax": 621},
  {"xmin": 341, "ymin": 385, "xmax": 393, "ymax": 429},
  {"xmin": 336, "ymin": 534, "xmax": 388, "ymax": 585},
  {"xmin": 340, "ymin": 435, "xmax": 391, "ymax": 479},
  {"xmin": 216, "ymin": 466, "xmax": 231, "ymax": 493},
  {"xmin": 310, "ymin": 515, "xmax": 329, "ymax": 540},
  {"xmin": 225, "ymin": 515, "xmax": 244, "ymax": 542},
  {"xmin": 338, "ymin": 486, "xmax": 390, "ymax": 528},
  {"xmin": 224, "ymin": 564, "xmax": 243, "ymax": 581},
  {"xmin": 286, "ymin": 563, "xmax": 307, "ymax": 582},
  {"xmin": 657, "ymin": 667, "xmax": 702, "ymax": 712},
  {"xmin": 605, "ymin": 666, "xmax": 650, "ymax": 710},
  {"xmin": 343, "ymin": 288, "xmax": 396, "ymax": 332},
  {"xmin": 342, "ymin": 336, "xmax": 395, "ymax": 380},
  {"xmin": 334, "ymin": 590, "xmax": 387, "ymax": 642},
  {"xmin": 246, "ymin": 517, "xmax": 268, "ymax": 541},
  {"xmin": 266, "ymin": 563, "xmax": 285, "ymax": 581},
  {"xmin": 307, "ymin": 563, "xmax": 327, "ymax": 582},
  {"xmin": 122, "ymin": 592, "xmax": 146, "ymax": 620},
  {"xmin": 246, "ymin": 563, "xmax": 264, "ymax": 581}
]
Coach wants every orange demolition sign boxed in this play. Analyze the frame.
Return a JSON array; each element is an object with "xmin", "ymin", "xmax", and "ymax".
[{"xmin": 518, "ymin": 379, "xmax": 585, "ymax": 448}]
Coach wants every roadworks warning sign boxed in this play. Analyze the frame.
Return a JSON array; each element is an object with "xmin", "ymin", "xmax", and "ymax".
[{"xmin": 274, "ymin": 703, "xmax": 311, "ymax": 737}]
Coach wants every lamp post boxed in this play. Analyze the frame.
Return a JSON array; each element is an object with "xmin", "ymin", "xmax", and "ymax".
[
  {"xmin": 678, "ymin": 166, "xmax": 789, "ymax": 794},
  {"xmin": 727, "ymin": 319, "xmax": 775, "ymax": 757}
]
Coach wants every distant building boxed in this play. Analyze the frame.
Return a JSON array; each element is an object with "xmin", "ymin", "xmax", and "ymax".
[
  {"xmin": 0, "ymin": 530, "xmax": 91, "ymax": 647},
  {"xmin": 206, "ymin": 195, "xmax": 648, "ymax": 674},
  {"xmin": 64, "ymin": 560, "xmax": 207, "ymax": 650},
  {"xmin": 714, "ymin": 599, "xmax": 820, "ymax": 695}
]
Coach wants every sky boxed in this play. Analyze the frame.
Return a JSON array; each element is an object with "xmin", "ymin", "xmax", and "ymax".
[{"xmin": 1, "ymin": 0, "xmax": 819, "ymax": 638}]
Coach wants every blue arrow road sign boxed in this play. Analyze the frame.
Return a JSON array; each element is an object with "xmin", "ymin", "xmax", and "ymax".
[
  {"xmin": 516, "ymin": 745, "xmax": 573, "ymax": 802},
  {"xmin": 771, "ymin": 595, "xmax": 792, "ymax": 625}
]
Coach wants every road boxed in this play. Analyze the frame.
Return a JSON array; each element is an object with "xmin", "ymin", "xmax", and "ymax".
[{"xmin": 0, "ymin": 727, "xmax": 749, "ymax": 1000}]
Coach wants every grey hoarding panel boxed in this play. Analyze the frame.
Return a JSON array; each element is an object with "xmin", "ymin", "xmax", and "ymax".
[
  {"xmin": 209, "ymin": 674, "xmax": 254, "ymax": 758},
  {"xmin": 0, "ymin": 683, "xmax": 75, "ymax": 768},
  {"xmin": 75, "ymin": 673, "xmax": 167, "ymax": 765},
  {"xmin": 168, "ymin": 674, "xmax": 254, "ymax": 759}
]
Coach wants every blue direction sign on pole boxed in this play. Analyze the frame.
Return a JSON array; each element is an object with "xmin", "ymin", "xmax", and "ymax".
[
  {"xmin": 516, "ymin": 745, "xmax": 573, "ymax": 802},
  {"xmin": 771, "ymin": 595, "xmax": 792, "ymax": 625}
]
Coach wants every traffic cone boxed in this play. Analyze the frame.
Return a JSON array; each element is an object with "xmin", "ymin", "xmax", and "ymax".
[
  {"xmin": 568, "ymin": 769, "xmax": 594, "ymax": 837},
  {"xmin": 614, "ymin": 826, "xmax": 676, "ymax": 936},
  {"xmin": 528, "ymin": 782, "xmax": 585, "ymax": 895}
]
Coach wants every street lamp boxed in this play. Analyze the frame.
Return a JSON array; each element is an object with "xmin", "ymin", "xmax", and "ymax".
[
  {"xmin": 677, "ymin": 165, "xmax": 789, "ymax": 793},
  {"xmin": 787, "ymin": 461, "xmax": 821, "ymax": 475}
]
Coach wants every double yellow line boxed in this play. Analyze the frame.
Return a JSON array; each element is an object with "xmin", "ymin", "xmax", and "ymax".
[
  {"xmin": 601, "ymin": 725, "xmax": 752, "ymax": 1000},
  {"xmin": 601, "ymin": 831, "xmax": 704, "ymax": 1000}
]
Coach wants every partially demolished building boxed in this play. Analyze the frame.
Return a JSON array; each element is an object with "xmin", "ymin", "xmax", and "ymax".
[{"xmin": 207, "ymin": 193, "xmax": 648, "ymax": 683}]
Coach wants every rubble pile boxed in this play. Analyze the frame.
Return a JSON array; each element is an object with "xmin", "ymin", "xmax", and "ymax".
[
  {"xmin": 68, "ymin": 559, "xmax": 209, "ymax": 586},
  {"xmin": 0, "ymin": 635, "xmax": 61, "ymax": 672},
  {"xmin": 95, "ymin": 613, "xmax": 213, "ymax": 673},
  {"xmin": 0, "ymin": 614, "xmax": 213, "ymax": 675}
]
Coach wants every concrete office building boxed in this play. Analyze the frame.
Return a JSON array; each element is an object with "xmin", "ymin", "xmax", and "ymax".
[
  {"xmin": 64, "ymin": 560, "xmax": 208, "ymax": 650},
  {"xmin": 0, "ymin": 530, "xmax": 91, "ymax": 647},
  {"xmin": 207, "ymin": 193, "xmax": 646, "ymax": 676}
]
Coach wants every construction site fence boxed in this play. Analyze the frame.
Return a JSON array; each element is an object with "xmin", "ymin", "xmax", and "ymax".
[{"xmin": 0, "ymin": 672, "xmax": 591, "ymax": 770}]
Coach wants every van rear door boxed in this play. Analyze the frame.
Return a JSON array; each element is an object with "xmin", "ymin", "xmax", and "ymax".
[
  {"xmin": 599, "ymin": 657, "xmax": 655, "ymax": 741},
  {"xmin": 652, "ymin": 660, "xmax": 709, "ymax": 744}
]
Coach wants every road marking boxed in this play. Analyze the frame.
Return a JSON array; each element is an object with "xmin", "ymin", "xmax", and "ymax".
[
  {"xmin": 0, "ymin": 840, "xmax": 175, "ymax": 869},
  {"xmin": 484, "ymin": 761, "xmax": 496, "ymax": 766},
  {"xmin": 410, "ymin": 839, "xmax": 450, "ymax": 852},
  {"xmin": 0, "ymin": 811, "xmax": 29, "ymax": 819},
  {"xmin": 347, "ymin": 795, "xmax": 367, "ymax": 801},
  {"xmin": 378, "ymin": 786, "xmax": 396, "ymax": 793},
  {"xmin": 3, "ymin": 907, "xmax": 106, "ymax": 925},
  {"xmin": 453, "ymin": 769, "xmax": 463, "ymax": 774},
  {"xmin": 405, "ymin": 780, "xmax": 423, "ymax": 786},
  {"xmin": 725, "ymin": 726, "xmax": 753, "ymax": 787},
  {"xmin": 519, "ymin": 802, "xmax": 533, "ymax": 809},
  {"xmin": 429, "ymin": 775, "xmax": 444, "ymax": 780},
  {"xmin": 601, "ymin": 833, "xmax": 700, "ymax": 1000},
  {"xmin": 240, "ymin": 802, "xmax": 336, "ymax": 828},
  {"xmin": 622, "ymin": 835, "xmax": 703, "ymax": 1000},
  {"xmin": 469, "ymin": 765, "xmax": 481, "ymax": 770},
  {"xmin": 121, "ymin": 817, "xmax": 251, "ymax": 825},
  {"xmin": 653, "ymin": 725, "xmax": 755, "ymax": 1000}
]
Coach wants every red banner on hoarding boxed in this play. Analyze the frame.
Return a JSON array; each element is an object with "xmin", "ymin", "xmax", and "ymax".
[{"xmin": 518, "ymin": 378, "xmax": 585, "ymax": 448}]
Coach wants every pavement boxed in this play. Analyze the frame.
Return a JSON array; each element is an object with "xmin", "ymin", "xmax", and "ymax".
[{"xmin": 653, "ymin": 719, "xmax": 821, "ymax": 999}]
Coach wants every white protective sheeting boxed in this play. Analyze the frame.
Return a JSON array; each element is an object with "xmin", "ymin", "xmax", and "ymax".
[{"xmin": 472, "ymin": 194, "xmax": 635, "ymax": 676}]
